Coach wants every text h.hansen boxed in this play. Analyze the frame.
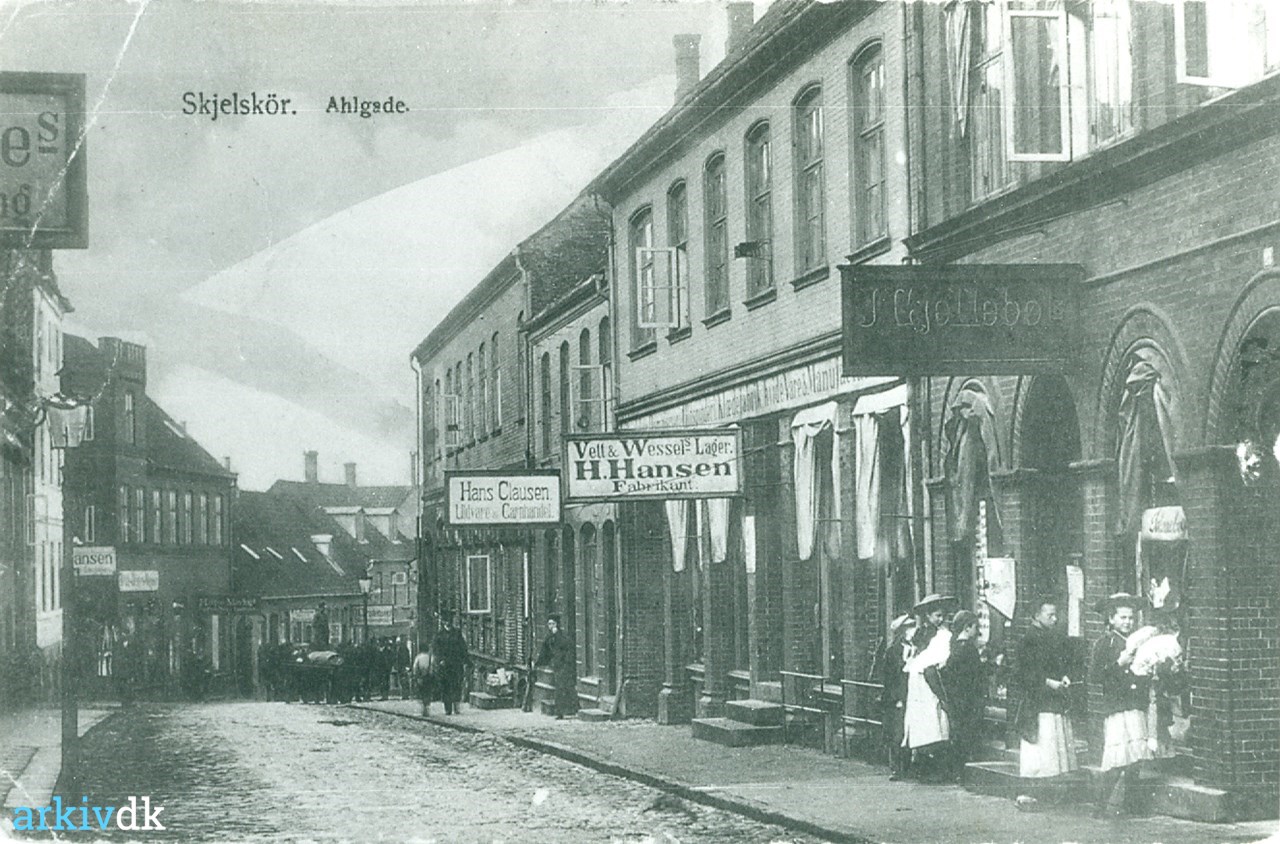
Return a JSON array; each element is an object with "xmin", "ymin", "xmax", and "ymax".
[{"xmin": 571, "ymin": 437, "xmax": 734, "ymax": 493}]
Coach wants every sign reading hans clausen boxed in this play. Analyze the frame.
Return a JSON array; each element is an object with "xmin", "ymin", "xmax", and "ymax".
[
  {"xmin": 840, "ymin": 264, "xmax": 1083, "ymax": 375},
  {"xmin": 0, "ymin": 72, "xmax": 88, "ymax": 248},
  {"xmin": 564, "ymin": 429, "xmax": 742, "ymax": 502},
  {"xmin": 445, "ymin": 470, "xmax": 562, "ymax": 527}
]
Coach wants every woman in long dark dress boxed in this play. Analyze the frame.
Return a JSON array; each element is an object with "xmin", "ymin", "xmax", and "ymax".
[{"xmin": 942, "ymin": 610, "xmax": 987, "ymax": 781}]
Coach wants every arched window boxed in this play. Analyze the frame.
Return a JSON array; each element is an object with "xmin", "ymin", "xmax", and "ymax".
[
  {"xmin": 477, "ymin": 343, "xmax": 487, "ymax": 436},
  {"xmin": 491, "ymin": 330, "xmax": 502, "ymax": 429},
  {"xmin": 598, "ymin": 316, "xmax": 611, "ymax": 431},
  {"xmin": 703, "ymin": 153, "xmax": 729, "ymax": 316},
  {"xmin": 851, "ymin": 45, "xmax": 886, "ymax": 247},
  {"xmin": 578, "ymin": 328, "xmax": 592, "ymax": 431},
  {"xmin": 629, "ymin": 207, "xmax": 655, "ymax": 350},
  {"xmin": 667, "ymin": 181, "xmax": 690, "ymax": 329},
  {"xmin": 744, "ymin": 121, "xmax": 773, "ymax": 296},
  {"xmin": 540, "ymin": 352, "xmax": 553, "ymax": 457},
  {"xmin": 465, "ymin": 353, "xmax": 475, "ymax": 443},
  {"xmin": 793, "ymin": 85, "xmax": 825, "ymax": 273},
  {"xmin": 559, "ymin": 341, "xmax": 571, "ymax": 436}
]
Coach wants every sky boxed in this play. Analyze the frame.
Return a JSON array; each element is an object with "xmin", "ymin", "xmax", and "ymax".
[{"xmin": 3, "ymin": 0, "xmax": 744, "ymax": 489}]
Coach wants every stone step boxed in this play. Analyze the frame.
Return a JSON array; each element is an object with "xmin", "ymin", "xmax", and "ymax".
[
  {"xmin": 754, "ymin": 680, "xmax": 783, "ymax": 704},
  {"xmin": 468, "ymin": 691, "xmax": 511, "ymax": 710},
  {"xmin": 691, "ymin": 717, "xmax": 784, "ymax": 748},
  {"xmin": 962, "ymin": 760, "xmax": 1092, "ymax": 804},
  {"xmin": 1077, "ymin": 763, "xmax": 1228, "ymax": 823},
  {"xmin": 577, "ymin": 708, "xmax": 610, "ymax": 723},
  {"xmin": 724, "ymin": 698, "xmax": 784, "ymax": 727}
]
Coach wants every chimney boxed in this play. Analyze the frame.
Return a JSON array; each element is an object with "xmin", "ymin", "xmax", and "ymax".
[
  {"xmin": 726, "ymin": 3, "xmax": 754, "ymax": 54},
  {"xmin": 304, "ymin": 450, "xmax": 318, "ymax": 484},
  {"xmin": 673, "ymin": 34, "xmax": 701, "ymax": 102},
  {"xmin": 223, "ymin": 456, "xmax": 232, "ymax": 472},
  {"xmin": 344, "ymin": 462, "xmax": 358, "ymax": 488}
]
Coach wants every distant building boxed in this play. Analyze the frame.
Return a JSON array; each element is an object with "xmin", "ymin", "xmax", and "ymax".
[{"xmin": 62, "ymin": 335, "xmax": 237, "ymax": 695}]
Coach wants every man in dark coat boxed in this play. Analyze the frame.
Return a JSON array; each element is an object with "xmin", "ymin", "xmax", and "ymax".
[
  {"xmin": 431, "ymin": 617, "xmax": 470, "ymax": 715},
  {"xmin": 942, "ymin": 609, "xmax": 987, "ymax": 781},
  {"xmin": 535, "ymin": 614, "xmax": 576, "ymax": 719},
  {"xmin": 1090, "ymin": 593, "xmax": 1152, "ymax": 817},
  {"xmin": 312, "ymin": 602, "xmax": 330, "ymax": 648},
  {"xmin": 881, "ymin": 614, "xmax": 916, "ymax": 780},
  {"xmin": 1014, "ymin": 600, "xmax": 1079, "ymax": 778}
]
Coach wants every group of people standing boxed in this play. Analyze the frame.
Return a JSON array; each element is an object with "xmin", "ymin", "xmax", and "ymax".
[{"xmin": 883, "ymin": 590, "xmax": 1179, "ymax": 816}]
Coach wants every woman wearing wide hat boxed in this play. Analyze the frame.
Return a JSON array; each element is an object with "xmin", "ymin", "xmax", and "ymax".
[
  {"xmin": 1089, "ymin": 592, "xmax": 1152, "ymax": 816},
  {"xmin": 902, "ymin": 594, "xmax": 957, "ymax": 781}
]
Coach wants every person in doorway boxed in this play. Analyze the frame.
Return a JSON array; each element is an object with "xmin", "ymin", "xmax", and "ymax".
[
  {"xmin": 881, "ymin": 614, "xmax": 917, "ymax": 780},
  {"xmin": 431, "ymin": 617, "xmax": 470, "ymax": 715},
  {"xmin": 1089, "ymin": 593, "xmax": 1152, "ymax": 817},
  {"xmin": 942, "ymin": 609, "xmax": 986, "ymax": 781},
  {"xmin": 902, "ymin": 594, "xmax": 956, "ymax": 782},
  {"xmin": 1014, "ymin": 599, "xmax": 1079, "ymax": 779},
  {"xmin": 535, "ymin": 614, "xmax": 577, "ymax": 719},
  {"xmin": 312, "ymin": 602, "xmax": 330, "ymax": 648}
]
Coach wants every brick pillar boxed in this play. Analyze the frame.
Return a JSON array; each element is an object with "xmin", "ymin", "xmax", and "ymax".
[{"xmin": 1073, "ymin": 458, "xmax": 1117, "ymax": 758}]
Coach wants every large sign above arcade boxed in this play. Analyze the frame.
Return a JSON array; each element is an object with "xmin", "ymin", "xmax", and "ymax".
[
  {"xmin": 840, "ymin": 264, "xmax": 1083, "ymax": 375},
  {"xmin": 0, "ymin": 72, "xmax": 87, "ymax": 249},
  {"xmin": 564, "ymin": 429, "xmax": 742, "ymax": 503}
]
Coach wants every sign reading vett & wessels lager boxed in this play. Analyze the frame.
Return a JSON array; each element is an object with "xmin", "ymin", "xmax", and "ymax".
[
  {"xmin": 840, "ymin": 264, "xmax": 1083, "ymax": 375},
  {"xmin": 564, "ymin": 429, "xmax": 742, "ymax": 502},
  {"xmin": 0, "ymin": 72, "xmax": 87, "ymax": 248}
]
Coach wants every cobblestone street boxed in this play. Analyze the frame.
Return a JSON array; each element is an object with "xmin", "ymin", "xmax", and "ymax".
[{"xmin": 63, "ymin": 703, "xmax": 823, "ymax": 843}]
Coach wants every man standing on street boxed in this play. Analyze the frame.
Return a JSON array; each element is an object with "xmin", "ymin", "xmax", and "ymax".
[
  {"xmin": 1015, "ymin": 599, "xmax": 1079, "ymax": 779},
  {"xmin": 1090, "ymin": 592, "xmax": 1152, "ymax": 817},
  {"xmin": 312, "ymin": 602, "xmax": 330, "ymax": 649},
  {"xmin": 535, "ymin": 614, "xmax": 576, "ymax": 719},
  {"xmin": 431, "ymin": 616, "xmax": 470, "ymax": 715}
]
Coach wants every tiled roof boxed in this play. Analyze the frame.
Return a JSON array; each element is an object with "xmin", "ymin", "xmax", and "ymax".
[
  {"xmin": 232, "ymin": 490, "xmax": 367, "ymax": 599},
  {"xmin": 267, "ymin": 479, "xmax": 412, "ymax": 510},
  {"xmin": 146, "ymin": 400, "xmax": 233, "ymax": 478}
]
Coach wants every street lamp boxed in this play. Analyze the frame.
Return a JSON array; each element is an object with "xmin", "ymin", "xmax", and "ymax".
[{"xmin": 358, "ymin": 574, "xmax": 372, "ymax": 644}]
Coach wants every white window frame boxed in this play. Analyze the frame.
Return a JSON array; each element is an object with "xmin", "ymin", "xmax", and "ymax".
[
  {"xmin": 442, "ymin": 393, "xmax": 461, "ymax": 448},
  {"xmin": 571, "ymin": 364, "xmax": 608, "ymax": 433},
  {"xmin": 83, "ymin": 504, "xmax": 96, "ymax": 544},
  {"xmin": 1174, "ymin": 0, "xmax": 1280, "ymax": 89},
  {"xmin": 1004, "ymin": 4, "xmax": 1072, "ymax": 162},
  {"xmin": 635, "ymin": 246, "xmax": 683, "ymax": 330},
  {"xmin": 465, "ymin": 554, "xmax": 492, "ymax": 614}
]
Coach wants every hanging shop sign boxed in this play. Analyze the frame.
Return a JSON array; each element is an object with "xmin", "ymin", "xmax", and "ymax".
[
  {"xmin": 118, "ymin": 570, "xmax": 159, "ymax": 592},
  {"xmin": 444, "ymin": 470, "xmax": 562, "ymax": 527},
  {"xmin": 72, "ymin": 545, "xmax": 116, "ymax": 576},
  {"xmin": 366, "ymin": 606, "xmax": 394, "ymax": 626},
  {"xmin": 196, "ymin": 595, "xmax": 259, "ymax": 612},
  {"xmin": 0, "ymin": 72, "xmax": 88, "ymax": 248},
  {"xmin": 564, "ymin": 429, "xmax": 743, "ymax": 502},
  {"xmin": 840, "ymin": 264, "xmax": 1083, "ymax": 375}
]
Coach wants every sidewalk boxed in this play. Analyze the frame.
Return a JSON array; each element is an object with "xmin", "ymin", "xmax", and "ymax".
[
  {"xmin": 0, "ymin": 706, "xmax": 114, "ymax": 812},
  {"xmin": 357, "ymin": 699, "xmax": 1277, "ymax": 844}
]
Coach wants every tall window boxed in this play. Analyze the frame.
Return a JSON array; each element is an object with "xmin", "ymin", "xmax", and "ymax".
[
  {"xmin": 577, "ymin": 328, "xmax": 593, "ymax": 431},
  {"xmin": 666, "ymin": 181, "xmax": 690, "ymax": 329},
  {"xmin": 123, "ymin": 392, "xmax": 137, "ymax": 445},
  {"xmin": 970, "ymin": 3, "xmax": 1010, "ymax": 199},
  {"xmin": 132, "ymin": 487, "xmax": 144, "ymax": 543},
  {"xmin": 793, "ymin": 86, "xmax": 825, "ymax": 272},
  {"xmin": 214, "ymin": 495, "xmax": 224, "ymax": 545},
  {"xmin": 165, "ymin": 490, "xmax": 177, "ymax": 544},
  {"xmin": 704, "ymin": 155, "xmax": 729, "ymax": 316},
  {"xmin": 465, "ymin": 354, "xmax": 474, "ymax": 443},
  {"xmin": 150, "ymin": 489, "xmax": 161, "ymax": 544},
  {"xmin": 744, "ymin": 122, "xmax": 773, "ymax": 295},
  {"xmin": 628, "ymin": 208, "xmax": 656, "ymax": 349},
  {"xmin": 852, "ymin": 46, "xmax": 887, "ymax": 246},
  {"xmin": 477, "ymin": 343, "xmax": 488, "ymax": 436},
  {"xmin": 83, "ymin": 505, "xmax": 96, "ymax": 543},
  {"xmin": 1089, "ymin": 0, "xmax": 1133, "ymax": 147},
  {"xmin": 558, "ymin": 341, "xmax": 571, "ymax": 436},
  {"xmin": 540, "ymin": 352, "xmax": 553, "ymax": 457},
  {"xmin": 182, "ymin": 491, "xmax": 193, "ymax": 544},
  {"xmin": 118, "ymin": 486, "xmax": 129, "ymax": 542},
  {"xmin": 1176, "ymin": 0, "xmax": 1280, "ymax": 89},
  {"xmin": 197, "ymin": 492, "xmax": 208, "ymax": 544},
  {"xmin": 598, "ymin": 317, "xmax": 612, "ymax": 432},
  {"xmin": 490, "ymin": 331, "xmax": 501, "ymax": 429}
]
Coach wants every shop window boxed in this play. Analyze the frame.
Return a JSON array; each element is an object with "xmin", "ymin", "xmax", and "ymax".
[
  {"xmin": 851, "ymin": 45, "xmax": 887, "ymax": 246},
  {"xmin": 1175, "ymin": 0, "xmax": 1280, "ymax": 89},
  {"xmin": 704, "ymin": 154, "xmax": 730, "ymax": 316},
  {"xmin": 466, "ymin": 554, "xmax": 492, "ymax": 614},
  {"xmin": 743, "ymin": 122, "xmax": 773, "ymax": 296},
  {"xmin": 793, "ymin": 86, "xmax": 825, "ymax": 272}
]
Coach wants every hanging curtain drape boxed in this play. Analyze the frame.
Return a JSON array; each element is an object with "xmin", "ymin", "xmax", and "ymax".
[
  {"xmin": 792, "ymin": 402, "xmax": 841, "ymax": 561},
  {"xmin": 702, "ymin": 498, "xmax": 731, "ymax": 564},
  {"xmin": 851, "ymin": 384, "xmax": 910, "ymax": 562},
  {"xmin": 1116, "ymin": 360, "xmax": 1178, "ymax": 536},
  {"xmin": 854, "ymin": 414, "xmax": 880, "ymax": 560},
  {"xmin": 664, "ymin": 500, "xmax": 690, "ymax": 573},
  {"xmin": 943, "ymin": 384, "xmax": 1002, "ymax": 544}
]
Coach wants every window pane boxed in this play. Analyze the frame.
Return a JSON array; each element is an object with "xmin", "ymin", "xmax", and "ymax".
[
  {"xmin": 1008, "ymin": 12, "xmax": 1066, "ymax": 158},
  {"xmin": 1090, "ymin": 0, "xmax": 1133, "ymax": 147}
]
